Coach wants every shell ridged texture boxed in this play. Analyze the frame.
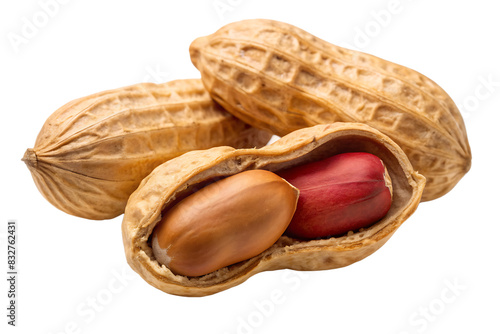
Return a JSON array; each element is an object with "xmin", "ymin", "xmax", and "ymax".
[
  {"xmin": 23, "ymin": 79, "xmax": 271, "ymax": 220},
  {"xmin": 190, "ymin": 19, "xmax": 472, "ymax": 201}
]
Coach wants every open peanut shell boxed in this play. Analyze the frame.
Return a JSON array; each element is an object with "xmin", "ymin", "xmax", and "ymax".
[{"xmin": 122, "ymin": 123, "xmax": 425, "ymax": 297}]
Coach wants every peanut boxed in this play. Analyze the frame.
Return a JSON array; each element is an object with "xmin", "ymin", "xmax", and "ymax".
[
  {"xmin": 277, "ymin": 152, "xmax": 392, "ymax": 239},
  {"xmin": 151, "ymin": 170, "xmax": 299, "ymax": 277},
  {"xmin": 122, "ymin": 122, "xmax": 426, "ymax": 296},
  {"xmin": 189, "ymin": 19, "xmax": 471, "ymax": 202},
  {"xmin": 22, "ymin": 79, "xmax": 271, "ymax": 220}
]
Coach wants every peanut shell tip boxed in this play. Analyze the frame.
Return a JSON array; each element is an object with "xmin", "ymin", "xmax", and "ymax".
[{"xmin": 22, "ymin": 148, "xmax": 37, "ymax": 168}]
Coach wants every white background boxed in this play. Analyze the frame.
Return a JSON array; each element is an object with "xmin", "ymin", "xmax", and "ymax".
[{"xmin": 1, "ymin": 0, "xmax": 499, "ymax": 333}]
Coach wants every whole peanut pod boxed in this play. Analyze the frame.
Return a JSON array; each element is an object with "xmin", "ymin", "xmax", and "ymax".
[
  {"xmin": 278, "ymin": 152, "xmax": 393, "ymax": 239},
  {"xmin": 122, "ymin": 122, "xmax": 425, "ymax": 296},
  {"xmin": 152, "ymin": 170, "xmax": 299, "ymax": 277},
  {"xmin": 189, "ymin": 19, "xmax": 471, "ymax": 201},
  {"xmin": 23, "ymin": 79, "xmax": 271, "ymax": 220}
]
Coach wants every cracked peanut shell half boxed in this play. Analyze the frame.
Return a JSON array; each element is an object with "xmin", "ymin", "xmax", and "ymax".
[
  {"xmin": 23, "ymin": 79, "xmax": 271, "ymax": 220},
  {"xmin": 122, "ymin": 122, "xmax": 425, "ymax": 297},
  {"xmin": 190, "ymin": 18, "xmax": 471, "ymax": 201}
]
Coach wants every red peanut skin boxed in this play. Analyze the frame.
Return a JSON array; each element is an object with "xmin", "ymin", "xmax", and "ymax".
[{"xmin": 277, "ymin": 152, "xmax": 392, "ymax": 239}]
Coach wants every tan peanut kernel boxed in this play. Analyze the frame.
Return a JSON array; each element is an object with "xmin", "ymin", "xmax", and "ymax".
[{"xmin": 151, "ymin": 170, "xmax": 299, "ymax": 277}]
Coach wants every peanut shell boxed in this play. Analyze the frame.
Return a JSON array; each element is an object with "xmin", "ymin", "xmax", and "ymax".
[
  {"xmin": 122, "ymin": 122, "xmax": 425, "ymax": 297},
  {"xmin": 23, "ymin": 79, "xmax": 271, "ymax": 220},
  {"xmin": 189, "ymin": 19, "xmax": 471, "ymax": 201}
]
